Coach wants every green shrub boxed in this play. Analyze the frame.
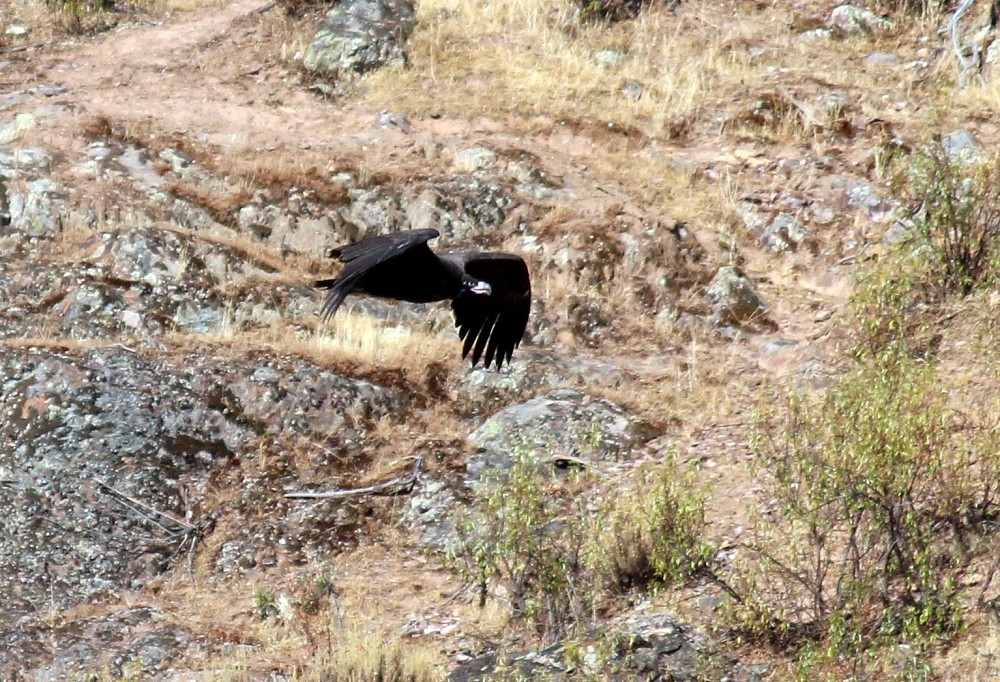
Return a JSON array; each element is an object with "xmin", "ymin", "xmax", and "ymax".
[
  {"xmin": 732, "ymin": 351, "xmax": 1000, "ymax": 656},
  {"xmin": 453, "ymin": 452, "xmax": 714, "ymax": 640},
  {"xmin": 588, "ymin": 460, "xmax": 714, "ymax": 594},
  {"xmin": 452, "ymin": 453, "xmax": 592, "ymax": 640},
  {"xmin": 899, "ymin": 143, "xmax": 1000, "ymax": 297},
  {"xmin": 253, "ymin": 588, "xmax": 279, "ymax": 619},
  {"xmin": 848, "ymin": 259, "xmax": 938, "ymax": 361}
]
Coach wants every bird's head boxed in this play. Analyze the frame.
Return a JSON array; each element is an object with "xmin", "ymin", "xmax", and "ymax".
[{"xmin": 464, "ymin": 278, "xmax": 492, "ymax": 296}]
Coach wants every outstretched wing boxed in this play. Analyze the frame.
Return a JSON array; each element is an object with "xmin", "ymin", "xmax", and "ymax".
[
  {"xmin": 315, "ymin": 229, "xmax": 440, "ymax": 322},
  {"xmin": 451, "ymin": 253, "xmax": 531, "ymax": 369}
]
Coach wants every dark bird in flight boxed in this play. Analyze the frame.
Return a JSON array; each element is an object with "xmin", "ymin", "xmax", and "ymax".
[{"xmin": 316, "ymin": 229, "xmax": 531, "ymax": 369}]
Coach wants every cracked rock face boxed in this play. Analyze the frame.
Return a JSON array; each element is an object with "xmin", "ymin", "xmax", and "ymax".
[
  {"xmin": 449, "ymin": 611, "xmax": 767, "ymax": 682},
  {"xmin": 0, "ymin": 226, "xmax": 316, "ymax": 340},
  {"xmin": 0, "ymin": 346, "xmax": 403, "ymax": 671},
  {"xmin": 466, "ymin": 389, "xmax": 661, "ymax": 480},
  {"xmin": 303, "ymin": 0, "xmax": 418, "ymax": 75},
  {"xmin": 0, "ymin": 347, "xmax": 250, "ymax": 646}
]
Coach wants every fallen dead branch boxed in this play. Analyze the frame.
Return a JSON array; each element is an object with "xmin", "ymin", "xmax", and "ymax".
[
  {"xmin": 285, "ymin": 455, "xmax": 423, "ymax": 499},
  {"xmin": 94, "ymin": 476, "xmax": 194, "ymax": 535}
]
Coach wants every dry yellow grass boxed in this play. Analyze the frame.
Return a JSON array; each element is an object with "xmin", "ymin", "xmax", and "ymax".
[
  {"xmin": 152, "ymin": 0, "xmax": 232, "ymax": 12},
  {"xmin": 166, "ymin": 306, "xmax": 458, "ymax": 375},
  {"xmin": 310, "ymin": 308, "xmax": 457, "ymax": 369},
  {"xmin": 364, "ymin": 0, "xmax": 767, "ymax": 134}
]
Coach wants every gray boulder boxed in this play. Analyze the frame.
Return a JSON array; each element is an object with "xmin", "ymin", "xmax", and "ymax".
[
  {"xmin": 303, "ymin": 0, "xmax": 417, "ymax": 75},
  {"xmin": 942, "ymin": 129, "xmax": 981, "ymax": 165},
  {"xmin": 5, "ymin": 177, "xmax": 66, "ymax": 239},
  {"xmin": 844, "ymin": 178, "xmax": 894, "ymax": 223},
  {"xmin": 449, "ymin": 612, "xmax": 767, "ymax": 682},
  {"xmin": 706, "ymin": 266, "xmax": 769, "ymax": 327},
  {"xmin": 467, "ymin": 389, "xmax": 660, "ymax": 481},
  {"xmin": 762, "ymin": 212, "xmax": 809, "ymax": 252},
  {"xmin": 828, "ymin": 4, "xmax": 892, "ymax": 35}
]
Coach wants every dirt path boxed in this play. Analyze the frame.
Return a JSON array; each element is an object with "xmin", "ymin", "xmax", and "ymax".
[{"xmin": 26, "ymin": 1, "xmax": 371, "ymax": 159}]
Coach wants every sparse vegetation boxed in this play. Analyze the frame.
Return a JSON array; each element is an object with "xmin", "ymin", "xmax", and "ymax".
[
  {"xmin": 897, "ymin": 142, "xmax": 1000, "ymax": 297},
  {"xmin": 849, "ymin": 258, "xmax": 937, "ymax": 360},
  {"xmin": 302, "ymin": 628, "xmax": 444, "ymax": 682},
  {"xmin": 45, "ymin": 0, "xmax": 122, "ymax": 33},
  {"xmin": 453, "ymin": 452, "xmax": 593, "ymax": 640},
  {"xmin": 10, "ymin": 0, "xmax": 1000, "ymax": 676},
  {"xmin": 253, "ymin": 588, "xmax": 280, "ymax": 618},
  {"xmin": 588, "ymin": 458, "xmax": 715, "ymax": 594},
  {"xmin": 453, "ymin": 451, "xmax": 715, "ymax": 641},
  {"xmin": 728, "ymin": 349, "xmax": 1000, "ymax": 671}
]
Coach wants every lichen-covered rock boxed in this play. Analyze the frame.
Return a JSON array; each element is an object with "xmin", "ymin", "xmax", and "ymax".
[
  {"xmin": 5, "ymin": 177, "xmax": 67, "ymax": 238},
  {"xmin": 942, "ymin": 129, "xmax": 981, "ymax": 164},
  {"xmin": 454, "ymin": 351, "xmax": 632, "ymax": 415},
  {"xmin": 349, "ymin": 186, "xmax": 409, "ymax": 236},
  {"xmin": 467, "ymin": 389, "xmax": 660, "ymax": 480},
  {"xmin": 214, "ymin": 359, "xmax": 402, "ymax": 439},
  {"xmin": 0, "ymin": 226, "xmax": 316, "ymax": 339},
  {"xmin": 452, "ymin": 147, "xmax": 498, "ymax": 173},
  {"xmin": 762, "ymin": 212, "xmax": 808, "ymax": 252},
  {"xmin": 0, "ymin": 145, "xmax": 51, "ymax": 176},
  {"xmin": 238, "ymin": 201, "xmax": 339, "ymax": 256},
  {"xmin": 404, "ymin": 476, "xmax": 462, "ymax": 550},
  {"xmin": 4, "ymin": 607, "xmax": 200, "ymax": 678},
  {"xmin": 706, "ymin": 266, "xmax": 769, "ymax": 328},
  {"xmin": 303, "ymin": 0, "xmax": 417, "ymax": 75},
  {"xmin": 450, "ymin": 612, "xmax": 766, "ymax": 682},
  {"xmin": 0, "ymin": 113, "xmax": 36, "ymax": 146},
  {"xmin": 842, "ymin": 178, "xmax": 894, "ymax": 223},
  {"xmin": 404, "ymin": 177, "xmax": 516, "ymax": 241},
  {"xmin": 0, "ymin": 347, "xmax": 252, "ymax": 627},
  {"xmin": 0, "ymin": 345, "xmax": 405, "ymax": 671},
  {"xmin": 828, "ymin": 4, "xmax": 892, "ymax": 35}
]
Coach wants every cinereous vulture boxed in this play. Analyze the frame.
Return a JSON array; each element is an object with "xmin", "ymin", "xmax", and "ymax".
[{"xmin": 316, "ymin": 229, "xmax": 531, "ymax": 369}]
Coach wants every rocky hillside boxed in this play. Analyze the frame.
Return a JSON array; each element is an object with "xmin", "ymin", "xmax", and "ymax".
[{"xmin": 2, "ymin": 0, "xmax": 1000, "ymax": 678}]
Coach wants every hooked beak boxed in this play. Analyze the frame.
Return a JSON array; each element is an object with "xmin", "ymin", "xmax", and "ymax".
[{"xmin": 469, "ymin": 280, "xmax": 492, "ymax": 296}]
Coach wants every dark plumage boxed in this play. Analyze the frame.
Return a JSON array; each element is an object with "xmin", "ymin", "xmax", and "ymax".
[{"xmin": 315, "ymin": 229, "xmax": 531, "ymax": 369}]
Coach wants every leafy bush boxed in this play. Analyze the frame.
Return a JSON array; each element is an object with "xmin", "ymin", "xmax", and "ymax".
[
  {"xmin": 899, "ymin": 143, "xmax": 1000, "ymax": 297},
  {"xmin": 45, "ymin": 0, "xmax": 119, "ymax": 33},
  {"xmin": 848, "ymin": 260, "xmax": 938, "ymax": 361},
  {"xmin": 453, "ymin": 452, "xmax": 713, "ymax": 640},
  {"xmin": 732, "ymin": 351, "xmax": 1000, "ymax": 656},
  {"xmin": 588, "ymin": 460, "xmax": 715, "ymax": 593},
  {"xmin": 851, "ymin": 143, "xmax": 1000, "ymax": 360},
  {"xmin": 452, "ymin": 453, "xmax": 592, "ymax": 640}
]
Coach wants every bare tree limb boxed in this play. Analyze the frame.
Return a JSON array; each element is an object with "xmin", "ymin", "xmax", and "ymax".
[
  {"xmin": 949, "ymin": 0, "xmax": 986, "ymax": 88},
  {"xmin": 93, "ymin": 477, "xmax": 194, "ymax": 533},
  {"xmin": 285, "ymin": 455, "xmax": 423, "ymax": 499}
]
